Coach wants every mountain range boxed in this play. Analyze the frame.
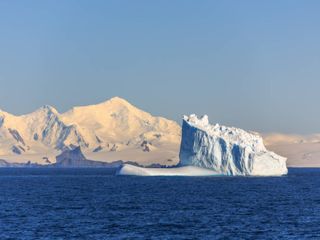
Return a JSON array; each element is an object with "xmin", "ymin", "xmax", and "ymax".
[{"xmin": 0, "ymin": 97, "xmax": 181, "ymax": 166}]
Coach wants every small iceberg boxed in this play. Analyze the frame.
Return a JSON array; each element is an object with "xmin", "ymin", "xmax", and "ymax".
[{"xmin": 117, "ymin": 164, "xmax": 219, "ymax": 176}]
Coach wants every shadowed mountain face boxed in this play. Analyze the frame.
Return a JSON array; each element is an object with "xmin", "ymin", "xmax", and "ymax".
[
  {"xmin": 54, "ymin": 147, "xmax": 123, "ymax": 168},
  {"xmin": 0, "ymin": 97, "xmax": 181, "ymax": 165}
]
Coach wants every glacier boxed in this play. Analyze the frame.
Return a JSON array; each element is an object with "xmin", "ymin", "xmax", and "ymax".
[{"xmin": 119, "ymin": 114, "xmax": 288, "ymax": 176}]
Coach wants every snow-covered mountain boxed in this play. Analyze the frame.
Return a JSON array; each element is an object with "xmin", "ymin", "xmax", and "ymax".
[
  {"xmin": 0, "ymin": 97, "xmax": 181, "ymax": 165},
  {"xmin": 179, "ymin": 114, "xmax": 288, "ymax": 176},
  {"xmin": 263, "ymin": 133, "xmax": 320, "ymax": 167}
]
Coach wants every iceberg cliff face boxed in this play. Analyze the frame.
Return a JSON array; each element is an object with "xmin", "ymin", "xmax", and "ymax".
[{"xmin": 179, "ymin": 115, "xmax": 287, "ymax": 176}]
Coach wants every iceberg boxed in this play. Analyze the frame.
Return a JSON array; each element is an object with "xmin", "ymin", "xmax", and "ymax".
[
  {"xmin": 119, "ymin": 114, "xmax": 288, "ymax": 176},
  {"xmin": 179, "ymin": 114, "xmax": 288, "ymax": 176}
]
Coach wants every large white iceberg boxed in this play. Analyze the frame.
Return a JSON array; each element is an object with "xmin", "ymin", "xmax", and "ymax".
[
  {"xmin": 118, "ymin": 114, "xmax": 288, "ymax": 176},
  {"xmin": 179, "ymin": 114, "xmax": 288, "ymax": 176}
]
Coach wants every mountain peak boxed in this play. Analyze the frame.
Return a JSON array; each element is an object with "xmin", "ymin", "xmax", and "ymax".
[
  {"xmin": 95, "ymin": 97, "xmax": 139, "ymax": 112},
  {"xmin": 103, "ymin": 96, "xmax": 131, "ymax": 106},
  {"xmin": 38, "ymin": 105, "xmax": 59, "ymax": 115}
]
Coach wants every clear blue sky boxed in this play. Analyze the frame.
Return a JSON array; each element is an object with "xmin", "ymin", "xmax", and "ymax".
[{"xmin": 0, "ymin": 0, "xmax": 319, "ymax": 134}]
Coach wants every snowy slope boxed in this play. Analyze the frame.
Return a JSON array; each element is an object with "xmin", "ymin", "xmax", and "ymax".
[
  {"xmin": 0, "ymin": 97, "xmax": 181, "ymax": 165},
  {"xmin": 263, "ymin": 133, "xmax": 320, "ymax": 167},
  {"xmin": 179, "ymin": 114, "xmax": 288, "ymax": 176}
]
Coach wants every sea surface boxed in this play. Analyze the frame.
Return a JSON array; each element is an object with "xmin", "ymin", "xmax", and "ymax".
[{"xmin": 0, "ymin": 168, "xmax": 319, "ymax": 239}]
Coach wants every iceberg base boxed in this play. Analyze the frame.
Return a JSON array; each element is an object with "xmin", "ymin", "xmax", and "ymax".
[{"xmin": 117, "ymin": 164, "xmax": 220, "ymax": 176}]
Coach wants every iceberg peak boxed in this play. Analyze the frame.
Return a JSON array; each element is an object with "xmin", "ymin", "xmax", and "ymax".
[{"xmin": 184, "ymin": 114, "xmax": 209, "ymax": 127}]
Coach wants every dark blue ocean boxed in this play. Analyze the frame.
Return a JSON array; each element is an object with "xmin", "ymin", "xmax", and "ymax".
[{"xmin": 0, "ymin": 168, "xmax": 319, "ymax": 239}]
